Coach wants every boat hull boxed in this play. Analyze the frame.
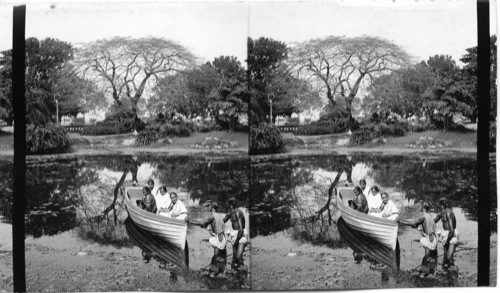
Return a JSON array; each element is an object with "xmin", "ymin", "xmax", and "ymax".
[
  {"xmin": 125, "ymin": 187, "xmax": 188, "ymax": 250},
  {"xmin": 336, "ymin": 188, "xmax": 398, "ymax": 250}
]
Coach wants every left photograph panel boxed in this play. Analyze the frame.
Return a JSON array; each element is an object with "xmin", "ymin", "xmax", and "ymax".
[{"xmin": 0, "ymin": 1, "xmax": 250, "ymax": 291}]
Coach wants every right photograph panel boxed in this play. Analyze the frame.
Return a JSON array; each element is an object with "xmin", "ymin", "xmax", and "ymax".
[{"xmin": 248, "ymin": 0, "xmax": 497, "ymax": 290}]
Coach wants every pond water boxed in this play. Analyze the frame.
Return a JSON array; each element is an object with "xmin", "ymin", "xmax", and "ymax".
[
  {"xmin": 250, "ymin": 153, "xmax": 496, "ymax": 290},
  {"xmin": 0, "ymin": 154, "xmax": 250, "ymax": 291}
]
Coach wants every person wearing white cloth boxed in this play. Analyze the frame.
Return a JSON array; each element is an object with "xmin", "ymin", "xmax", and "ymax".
[
  {"xmin": 359, "ymin": 179, "xmax": 371, "ymax": 196},
  {"xmin": 433, "ymin": 198, "xmax": 459, "ymax": 269},
  {"xmin": 189, "ymin": 202, "xmax": 227, "ymax": 276},
  {"xmin": 371, "ymin": 192, "xmax": 399, "ymax": 221},
  {"xmin": 148, "ymin": 179, "xmax": 159, "ymax": 199},
  {"xmin": 367, "ymin": 186, "xmax": 383, "ymax": 214},
  {"xmin": 156, "ymin": 186, "xmax": 171, "ymax": 216},
  {"xmin": 399, "ymin": 202, "xmax": 438, "ymax": 276},
  {"xmin": 162, "ymin": 192, "xmax": 188, "ymax": 220},
  {"xmin": 223, "ymin": 198, "xmax": 248, "ymax": 269}
]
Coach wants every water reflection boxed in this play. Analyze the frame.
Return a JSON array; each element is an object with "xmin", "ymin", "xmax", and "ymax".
[
  {"xmin": 0, "ymin": 155, "xmax": 249, "ymax": 241},
  {"xmin": 0, "ymin": 155, "xmax": 251, "ymax": 290},
  {"xmin": 250, "ymin": 154, "xmax": 494, "ymax": 240}
]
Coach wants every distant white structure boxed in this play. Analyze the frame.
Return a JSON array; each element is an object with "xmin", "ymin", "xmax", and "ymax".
[
  {"xmin": 60, "ymin": 110, "xmax": 106, "ymax": 126},
  {"xmin": 274, "ymin": 109, "xmax": 321, "ymax": 126}
]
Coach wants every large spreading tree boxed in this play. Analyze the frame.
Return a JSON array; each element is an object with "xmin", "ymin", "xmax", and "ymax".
[
  {"xmin": 75, "ymin": 37, "xmax": 196, "ymax": 120},
  {"xmin": 289, "ymin": 36, "xmax": 411, "ymax": 123}
]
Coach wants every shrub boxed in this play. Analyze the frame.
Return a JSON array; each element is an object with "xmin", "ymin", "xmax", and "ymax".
[
  {"xmin": 409, "ymin": 122, "xmax": 434, "ymax": 133},
  {"xmin": 250, "ymin": 123, "xmax": 285, "ymax": 155},
  {"xmin": 350, "ymin": 121, "xmax": 409, "ymax": 146},
  {"xmin": 294, "ymin": 120, "xmax": 349, "ymax": 136},
  {"xmin": 350, "ymin": 124, "xmax": 376, "ymax": 146},
  {"xmin": 105, "ymin": 109, "xmax": 145, "ymax": 131},
  {"xmin": 81, "ymin": 120, "xmax": 129, "ymax": 136},
  {"xmin": 26, "ymin": 123, "xmax": 72, "ymax": 154},
  {"xmin": 158, "ymin": 123, "xmax": 191, "ymax": 138},
  {"xmin": 135, "ymin": 127, "xmax": 159, "ymax": 147},
  {"xmin": 193, "ymin": 123, "xmax": 217, "ymax": 133},
  {"xmin": 135, "ymin": 122, "xmax": 192, "ymax": 146}
]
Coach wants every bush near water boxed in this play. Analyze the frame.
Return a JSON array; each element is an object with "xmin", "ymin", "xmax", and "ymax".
[
  {"xmin": 250, "ymin": 123, "xmax": 285, "ymax": 155},
  {"xmin": 135, "ymin": 122, "xmax": 192, "ymax": 146},
  {"xmin": 350, "ymin": 121, "xmax": 409, "ymax": 146},
  {"xmin": 293, "ymin": 120, "xmax": 350, "ymax": 136},
  {"xmin": 26, "ymin": 123, "xmax": 72, "ymax": 155},
  {"xmin": 81, "ymin": 110, "xmax": 145, "ymax": 136}
]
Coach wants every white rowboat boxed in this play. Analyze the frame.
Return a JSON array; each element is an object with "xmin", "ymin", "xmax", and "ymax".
[
  {"xmin": 124, "ymin": 187, "xmax": 188, "ymax": 250},
  {"xmin": 336, "ymin": 187, "xmax": 398, "ymax": 250}
]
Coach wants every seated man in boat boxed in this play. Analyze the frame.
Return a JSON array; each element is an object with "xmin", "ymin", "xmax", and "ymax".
[
  {"xmin": 156, "ymin": 186, "xmax": 171, "ymax": 216},
  {"xmin": 371, "ymin": 192, "xmax": 399, "ymax": 221},
  {"xmin": 139, "ymin": 186, "xmax": 157, "ymax": 214},
  {"xmin": 434, "ymin": 198, "xmax": 459, "ymax": 269},
  {"xmin": 367, "ymin": 186, "xmax": 383, "ymax": 215},
  {"xmin": 400, "ymin": 201, "xmax": 438, "ymax": 276},
  {"xmin": 190, "ymin": 202, "xmax": 227, "ymax": 276},
  {"xmin": 349, "ymin": 186, "xmax": 368, "ymax": 214},
  {"xmin": 223, "ymin": 198, "xmax": 248, "ymax": 270},
  {"xmin": 162, "ymin": 192, "xmax": 188, "ymax": 220}
]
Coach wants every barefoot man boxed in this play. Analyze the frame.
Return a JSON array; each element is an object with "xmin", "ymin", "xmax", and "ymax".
[
  {"xmin": 399, "ymin": 201, "xmax": 438, "ymax": 276},
  {"xmin": 223, "ymin": 198, "xmax": 247, "ymax": 269},
  {"xmin": 434, "ymin": 198, "xmax": 459, "ymax": 269}
]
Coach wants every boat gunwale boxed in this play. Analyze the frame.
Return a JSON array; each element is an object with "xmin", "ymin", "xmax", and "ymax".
[
  {"xmin": 125, "ymin": 187, "xmax": 188, "ymax": 227},
  {"xmin": 337, "ymin": 188, "xmax": 398, "ymax": 227}
]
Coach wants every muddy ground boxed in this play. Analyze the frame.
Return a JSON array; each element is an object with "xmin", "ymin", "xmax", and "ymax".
[
  {"xmin": 251, "ymin": 211, "xmax": 497, "ymax": 290},
  {"xmin": 21, "ymin": 223, "xmax": 249, "ymax": 292},
  {"xmin": 0, "ymin": 212, "xmax": 250, "ymax": 292}
]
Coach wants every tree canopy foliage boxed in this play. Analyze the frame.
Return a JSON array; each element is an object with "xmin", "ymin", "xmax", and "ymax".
[
  {"xmin": 248, "ymin": 37, "xmax": 322, "ymax": 125},
  {"xmin": 76, "ymin": 37, "xmax": 196, "ymax": 119},
  {"xmin": 289, "ymin": 36, "xmax": 411, "ymax": 121},
  {"xmin": 0, "ymin": 37, "xmax": 103, "ymax": 125},
  {"xmin": 460, "ymin": 35, "xmax": 497, "ymax": 150},
  {"xmin": 150, "ymin": 55, "xmax": 248, "ymax": 131}
]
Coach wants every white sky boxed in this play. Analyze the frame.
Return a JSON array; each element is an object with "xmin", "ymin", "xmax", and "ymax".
[
  {"xmin": 0, "ymin": 1, "xmax": 249, "ymax": 65},
  {"xmin": 249, "ymin": 0, "xmax": 497, "ymax": 64},
  {"xmin": 0, "ymin": 0, "xmax": 497, "ymax": 66}
]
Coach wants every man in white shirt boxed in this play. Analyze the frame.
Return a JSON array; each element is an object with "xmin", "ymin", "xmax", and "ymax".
[
  {"xmin": 156, "ymin": 186, "xmax": 171, "ymax": 216},
  {"xmin": 367, "ymin": 186, "xmax": 383, "ymax": 214},
  {"xmin": 162, "ymin": 192, "xmax": 188, "ymax": 220},
  {"xmin": 372, "ymin": 192, "xmax": 399, "ymax": 221}
]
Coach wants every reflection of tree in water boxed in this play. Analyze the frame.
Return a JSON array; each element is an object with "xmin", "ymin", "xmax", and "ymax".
[
  {"xmin": 250, "ymin": 158, "xmax": 303, "ymax": 237},
  {"xmin": 366, "ymin": 155, "xmax": 495, "ymax": 232},
  {"xmin": 250, "ymin": 156, "xmax": 354, "ymax": 239},
  {"xmin": 184, "ymin": 159, "xmax": 250, "ymax": 211},
  {"xmin": 23, "ymin": 160, "xmax": 87, "ymax": 237},
  {"xmin": 15, "ymin": 156, "xmax": 139, "ymax": 240},
  {"xmin": 15, "ymin": 155, "xmax": 251, "ymax": 243},
  {"xmin": 150, "ymin": 156, "xmax": 250, "ymax": 210}
]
